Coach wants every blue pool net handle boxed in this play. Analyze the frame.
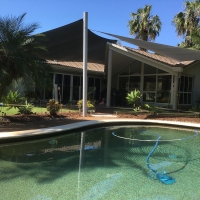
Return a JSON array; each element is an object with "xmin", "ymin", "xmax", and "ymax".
[
  {"xmin": 146, "ymin": 135, "xmax": 176, "ymax": 184},
  {"xmin": 146, "ymin": 130, "xmax": 198, "ymax": 185},
  {"xmin": 112, "ymin": 129, "xmax": 199, "ymax": 185}
]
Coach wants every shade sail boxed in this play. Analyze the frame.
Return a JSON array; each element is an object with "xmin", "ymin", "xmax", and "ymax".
[
  {"xmin": 37, "ymin": 20, "xmax": 117, "ymax": 64},
  {"xmin": 96, "ymin": 31, "xmax": 200, "ymax": 62}
]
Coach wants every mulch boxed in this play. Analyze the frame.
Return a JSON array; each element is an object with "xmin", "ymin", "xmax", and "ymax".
[{"xmin": 1, "ymin": 112, "xmax": 200, "ymax": 132}]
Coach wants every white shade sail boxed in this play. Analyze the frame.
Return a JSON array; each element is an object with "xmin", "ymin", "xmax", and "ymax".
[{"xmin": 96, "ymin": 31, "xmax": 200, "ymax": 62}]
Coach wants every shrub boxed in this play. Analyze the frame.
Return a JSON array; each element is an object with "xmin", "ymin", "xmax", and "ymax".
[
  {"xmin": 77, "ymin": 99, "xmax": 95, "ymax": 111},
  {"xmin": 2, "ymin": 90, "xmax": 23, "ymax": 109},
  {"xmin": 133, "ymin": 107, "xmax": 140, "ymax": 115},
  {"xmin": 190, "ymin": 105, "xmax": 200, "ymax": 112},
  {"xmin": 142, "ymin": 103, "xmax": 161, "ymax": 115},
  {"xmin": 17, "ymin": 103, "xmax": 34, "ymax": 114},
  {"xmin": 143, "ymin": 103, "xmax": 151, "ymax": 110},
  {"xmin": 46, "ymin": 99, "xmax": 62, "ymax": 116},
  {"xmin": 126, "ymin": 89, "xmax": 141, "ymax": 108}
]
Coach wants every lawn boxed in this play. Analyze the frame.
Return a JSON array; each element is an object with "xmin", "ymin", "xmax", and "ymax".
[{"xmin": 0, "ymin": 106, "xmax": 77, "ymax": 116}]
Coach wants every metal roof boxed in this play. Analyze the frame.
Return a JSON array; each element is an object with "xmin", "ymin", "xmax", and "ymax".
[
  {"xmin": 47, "ymin": 60, "xmax": 104, "ymax": 72},
  {"xmin": 124, "ymin": 46, "xmax": 195, "ymax": 67}
]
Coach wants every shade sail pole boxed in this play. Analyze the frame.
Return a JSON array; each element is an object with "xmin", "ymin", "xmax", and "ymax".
[{"xmin": 83, "ymin": 12, "xmax": 88, "ymax": 117}]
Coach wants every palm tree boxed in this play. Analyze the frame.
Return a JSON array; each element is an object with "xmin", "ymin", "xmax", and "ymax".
[
  {"xmin": 172, "ymin": 0, "xmax": 200, "ymax": 48},
  {"xmin": 188, "ymin": 27, "xmax": 200, "ymax": 50},
  {"xmin": 0, "ymin": 13, "xmax": 52, "ymax": 98},
  {"xmin": 128, "ymin": 5, "xmax": 162, "ymax": 51}
]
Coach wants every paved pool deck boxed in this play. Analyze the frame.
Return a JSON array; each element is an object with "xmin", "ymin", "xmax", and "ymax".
[{"xmin": 1, "ymin": 118, "xmax": 200, "ymax": 140}]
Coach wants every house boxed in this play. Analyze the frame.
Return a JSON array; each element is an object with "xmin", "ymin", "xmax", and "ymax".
[
  {"xmin": 40, "ymin": 19, "xmax": 200, "ymax": 109},
  {"xmin": 104, "ymin": 43, "xmax": 200, "ymax": 109}
]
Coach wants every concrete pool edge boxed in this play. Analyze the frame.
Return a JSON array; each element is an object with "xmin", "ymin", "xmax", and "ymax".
[{"xmin": 1, "ymin": 119, "xmax": 200, "ymax": 141}]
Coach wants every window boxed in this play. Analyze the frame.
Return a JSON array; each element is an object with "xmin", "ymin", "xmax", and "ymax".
[
  {"xmin": 55, "ymin": 74, "xmax": 63, "ymax": 102},
  {"xmin": 178, "ymin": 76, "xmax": 192, "ymax": 104},
  {"xmin": 129, "ymin": 76, "xmax": 140, "ymax": 91},
  {"xmin": 144, "ymin": 76, "xmax": 156, "ymax": 91},
  {"xmin": 118, "ymin": 62, "xmax": 171, "ymax": 104},
  {"xmin": 144, "ymin": 64, "xmax": 157, "ymax": 74},
  {"xmin": 73, "ymin": 76, "xmax": 81, "ymax": 100},
  {"xmin": 63, "ymin": 75, "xmax": 71, "ymax": 103},
  {"xmin": 95, "ymin": 78, "xmax": 101, "ymax": 101},
  {"xmin": 143, "ymin": 92, "xmax": 155, "ymax": 102},
  {"xmin": 156, "ymin": 76, "xmax": 171, "ymax": 103},
  {"xmin": 118, "ymin": 77, "xmax": 129, "ymax": 91},
  {"xmin": 88, "ymin": 77, "xmax": 101, "ymax": 101}
]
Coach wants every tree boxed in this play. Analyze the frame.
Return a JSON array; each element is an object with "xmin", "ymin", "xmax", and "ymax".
[
  {"xmin": 0, "ymin": 13, "xmax": 52, "ymax": 99},
  {"xmin": 172, "ymin": 0, "xmax": 200, "ymax": 49},
  {"xmin": 128, "ymin": 5, "xmax": 162, "ymax": 51}
]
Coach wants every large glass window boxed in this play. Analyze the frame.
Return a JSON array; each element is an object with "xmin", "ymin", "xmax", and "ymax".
[
  {"xmin": 55, "ymin": 74, "xmax": 62, "ymax": 85},
  {"xmin": 120, "ymin": 68, "xmax": 129, "ymax": 75},
  {"xmin": 55, "ymin": 74, "xmax": 63, "ymax": 103},
  {"xmin": 143, "ymin": 92, "xmax": 155, "ymax": 102},
  {"xmin": 73, "ymin": 76, "xmax": 81, "ymax": 100},
  {"xmin": 95, "ymin": 78, "xmax": 101, "ymax": 101},
  {"xmin": 129, "ymin": 64, "xmax": 141, "ymax": 75},
  {"xmin": 144, "ymin": 76, "xmax": 156, "ymax": 91},
  {"xmin": 143, "ymin": 76, "xmax": 156, "ymax": 102},
  {"xmin": 144, "ymin": 64, "xmax": 157, "ymax": 74},
  {"xmin": 118, "ymin": 76, "xmax": 140, "ymax": 92},
  {"xmin": 118, "ymin": 77, "xmax": 129, "ymax": 91},
  {"xmin": 53, "ymin": 74, "xmax": 101, "ymax": 102},
  {"xmin": 88, "ymin": 77, "xmax": 101, "ymax": 101},
  {"xmin": 45, "ymin": 73, "xmax": 53, "ymax": 100},
  {"xmin": 63, "ymin": 75, "xmax": 71, "ymax": 103},
  {"xmin": 156, "ymin": 75, "xmax": 171, "ymax": 103},
  {"xmin": 88, "ymin": 77, "xmax": 95, "ymax": 100},
  {"xmin": 118, "ymin": 63, "xmax": 172, "ymax": 104},
  {"xmin": 129, "ymin": 76, "xmax": 140, "ymax": 91},
  {"xmin": 178, "ymin": 76, "xmax": 192, "ymax": 104}
]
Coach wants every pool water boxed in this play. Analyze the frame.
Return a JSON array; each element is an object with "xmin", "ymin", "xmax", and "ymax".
[{"xmin": 0, "ymin": 126, "xmax": 200, "ymax": 200}]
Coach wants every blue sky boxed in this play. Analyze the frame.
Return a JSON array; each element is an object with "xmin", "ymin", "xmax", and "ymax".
[{"xmin": 1, "ymin": 0, "xmax": 187, "ymax": 47}]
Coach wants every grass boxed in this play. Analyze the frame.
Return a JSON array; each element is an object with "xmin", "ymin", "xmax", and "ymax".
[
  {"xmin": 1, "ymin": 104, "xmax": 198, "ymax": 117},
  {"xmin": 0, "ymin": 106, "xmax": 78, "ymax": 116}
]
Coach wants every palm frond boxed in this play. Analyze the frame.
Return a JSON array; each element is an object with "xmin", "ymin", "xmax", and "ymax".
[
  {"xmin": 128, "ymin": 5, "xmax": 161, "ymax": 50},
  {"xmin": 0, "ymin": 13, "xmax": 52, "ymax": 98}
]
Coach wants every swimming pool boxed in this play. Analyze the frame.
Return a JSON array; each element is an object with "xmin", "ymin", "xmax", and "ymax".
[{"xmin": 0, "ymin": 125, "xmax": 199, "ymax": 199}]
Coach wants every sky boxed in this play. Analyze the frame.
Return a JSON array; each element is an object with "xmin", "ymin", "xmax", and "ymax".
[{"xmin": 0, "ymin": 0, "xmax": 187, "ymax": 47}]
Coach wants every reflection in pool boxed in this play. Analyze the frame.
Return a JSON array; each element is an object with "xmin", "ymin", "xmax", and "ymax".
[{"xmin": 0, "ymin": 126, "xmax": 200, "ymax": 199}]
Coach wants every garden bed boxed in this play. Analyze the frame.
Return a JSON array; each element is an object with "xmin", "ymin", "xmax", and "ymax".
[{"xmin": 1, "ymin": 111, "xmax": 200, "ymax": 133}]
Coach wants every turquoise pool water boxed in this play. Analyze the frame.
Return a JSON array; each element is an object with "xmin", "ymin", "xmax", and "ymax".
[{"xmin": 0, "ymin": 126, "xmax": 200, "ymax": 200}]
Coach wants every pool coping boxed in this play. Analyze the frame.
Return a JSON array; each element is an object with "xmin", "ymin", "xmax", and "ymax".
[{"xmin": 1, "ymin": 119, "xmax": 200, "ymax": 142}]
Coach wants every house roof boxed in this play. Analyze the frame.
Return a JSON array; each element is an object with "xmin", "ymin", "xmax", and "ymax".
[
  {"xmin": 39, "ymin": 19, "xmax": 117, "ymax": 65},
  {"xmin": 48, "ymin": 41, "xmax": 196, "ymax": 75},
  {"xmin": 40, "ymin": 20, "xmax": 197, "ymax": 74},
  {"xmin": 124, "ymin": 46, "xmax": 195, "ymax": 67},
  {"xmin": 47, "ymin": 41, "xmax": 195, "ymax": 73},
  {"xmin": 47, "ymin": 60, "xmax": 104, "ymax": 72},
  {"xmin": 105, "ymin": 43, "xmax": 197, "ymax": 77}
]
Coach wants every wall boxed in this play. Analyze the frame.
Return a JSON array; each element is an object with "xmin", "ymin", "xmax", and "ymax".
[{"xmin": 183, "ymin": 62, "xmax": 200, "ymax": 105}]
